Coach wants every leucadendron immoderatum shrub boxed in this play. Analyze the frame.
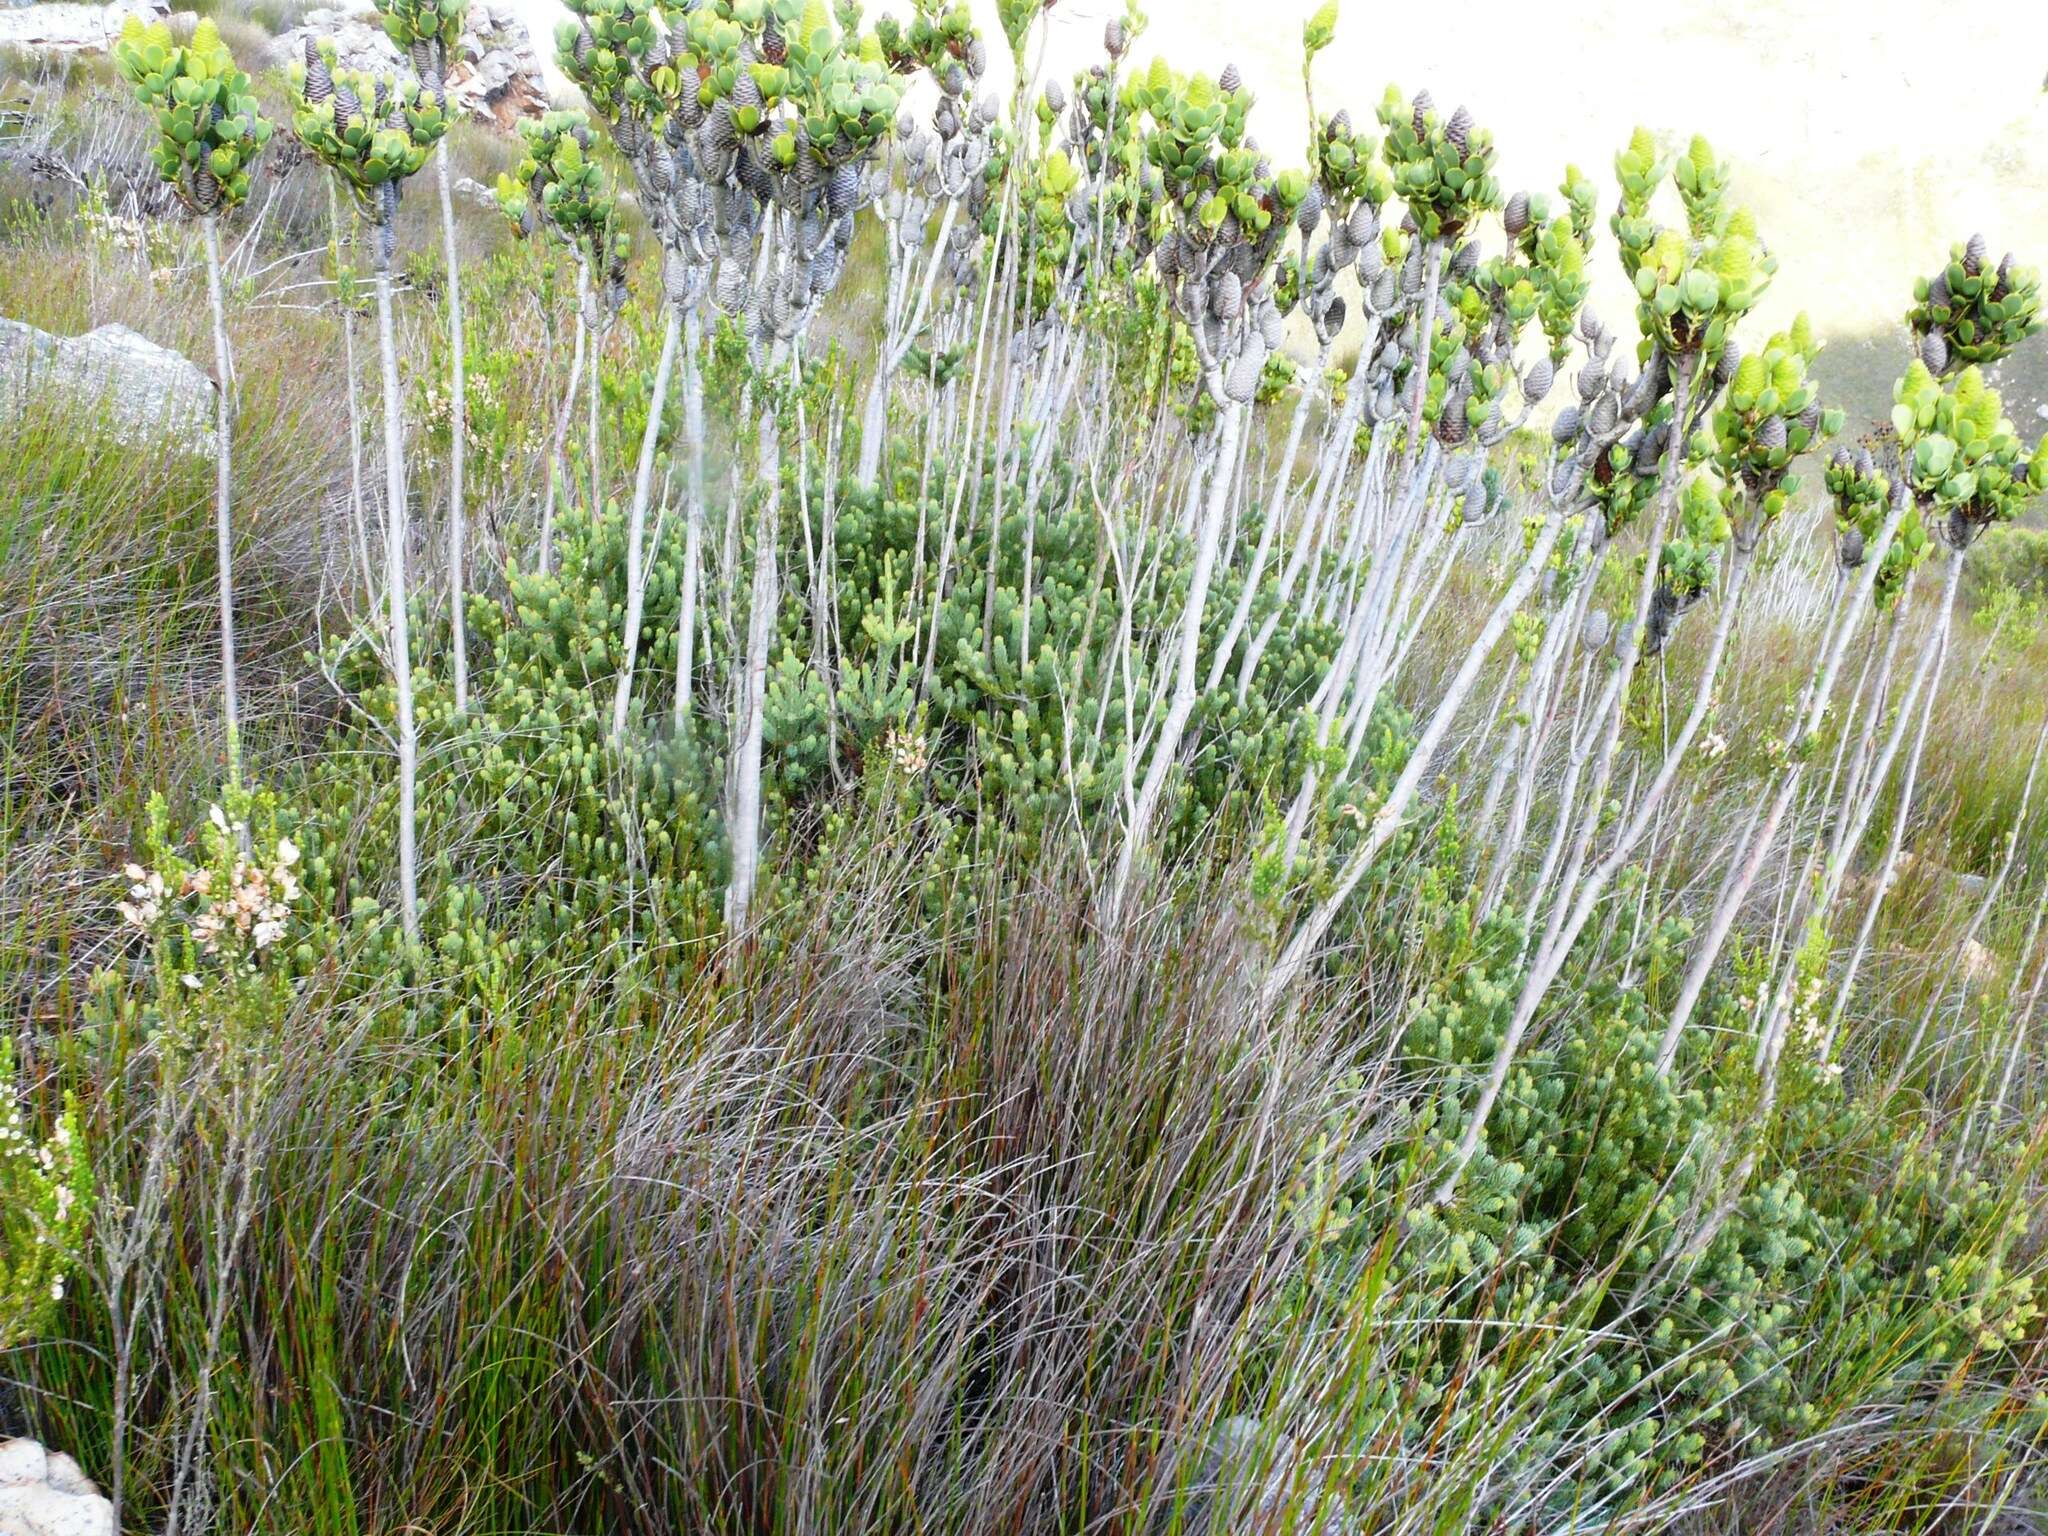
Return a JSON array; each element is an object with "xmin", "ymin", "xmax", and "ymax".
[
  {"xmin": 290, "ymin": 43, "xmax": 450, "ymax": 947},
  {"xmin": 114, "ymin": 16, "xmax": 272, "ymax": 795}
]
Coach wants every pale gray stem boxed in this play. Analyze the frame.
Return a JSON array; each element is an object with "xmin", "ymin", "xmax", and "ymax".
[
  {"xmin": 1433, "ymin": 358, "xmax": 1695, "ymax": 1203},
  {"xmin": 540, "ymin": 270, "xmax": 587, "ymax": 578},
  {"xmin": 610, "ymin": 304, "xmax": 681, "ymax": 740},
  {"xmin": 674, "ymin": 306, "xmax": 706, "ymax": 728},
  {"xmin": 437, "ymin": 144, "xmax": 468, "ymax": 713},
  {"xmin": 1657, "ymin": 492, "xmax": 1914, "ymax": 1067},
  {"xmin": 201, "ymin": 215, "xmax": 242, "ymax": 791},
  {"xmin": 1505, "ymin": 546, "xmax": 1754, "ymax": 1093},
  {"xmin": 1825, "ymin": 554, "xmax": 1967, "ymax": 1076},
  {"xmin": 1262, "ymin": 495, "xmax": 1572, "ymax": 1011},
  {"xmin": 725, "ymin": 404, "xmax": 781, "ymax": 933},
  {"xmin": 373, "ymin": 262, "xmax": 420, "ymax": 945},
  {"xmin": 1110, "ymin": 396, "xmax": 1244, "ymax": 910},
  {"xmin": 857, "ymin": 195, "xmax": 961, "ymax": 484}
]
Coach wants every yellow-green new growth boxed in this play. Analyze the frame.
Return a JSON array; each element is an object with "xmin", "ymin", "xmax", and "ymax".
[
  {"xmin": 496, "ymin": 109, "xmax": 617, "ymax": 262},
  {"xmin": 1710, "ymin": 316, "xmax": 1841, "ymax": 529},
  {"xmin": 377, "ymin": 0, "xmax": 468, "ymax": 74},
  {"xmin": 1908, "ymin": 236, "xmax": 2042, "ymax": 373},
  {"xmin": 1614, "ymin": 129, "xmax": 1772, "ymax": 357},
  {"xmin": 288, "ymin": 43, "xmax": 450, "ymax": 253},
  {"xmin": 1892, "ymin": 362, "xmax": 2048, "ymax": 546},
  {"xmin": 113, "ymin": 16, "xmax": 272, "ymax": 215},
  {"xmin": 1375, "ymin": 84, "xmax": 1499, "ymax": 241}
]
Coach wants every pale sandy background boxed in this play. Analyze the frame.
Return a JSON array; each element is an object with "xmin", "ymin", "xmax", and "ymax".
[{"xmin": 512, "ymin": 0, "xmax": 2048, "ymax": 416}]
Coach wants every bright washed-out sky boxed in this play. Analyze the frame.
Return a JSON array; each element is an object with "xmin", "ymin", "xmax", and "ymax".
[{"xmin": 509, "ymin": 0, "xmax": 2048, "ymax": 389}]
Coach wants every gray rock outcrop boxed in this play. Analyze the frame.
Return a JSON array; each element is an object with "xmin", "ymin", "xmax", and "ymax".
[
  {"xmin": 0, "ymin": 316, "xmax": 215, "ymax": 454},
  {"xmin": 265, "ymin": 1, "xmax": 548, "ymax": 130},
  {"xmin": 0, "ymin": 0, "xmax": 170, "ymax": 53}
]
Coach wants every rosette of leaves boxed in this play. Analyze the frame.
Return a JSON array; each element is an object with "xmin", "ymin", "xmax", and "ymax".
[
  {"xmin": 1443, "ymin": 232, "xmax": 1552, "ymax": 444},
  {"xmin": 113, "ymin": 16, "xmax": 272, "ymax": 216},
  {"xmin": 672, "ymin": 0, "xmax": 899, "ymax": 167},
  {"xmin": 289, "ymin": 46, "xmax": 450, "ymax": 261},
  {"xmin": 1558, "ymin": 162, "xmax": 1597, "ymax": 246},
  {"xmin": 677, "ymin": 1, "xmax": 900, "ymax": 345},
  {"xmin": 875, "ymin": 0, "xmax": 1002, "ymax": 305},
  {"xmin": 1416, "ymin": 305, "xmax": 1511, "ymax": 453},
  {"xmin": 1426, "ymin": 172, "xmax": 1599, "ymax": 457},
  {"xmin": 1670, "ymin": 130, "xmax": 1729, "ymax": 238},
  {"xmin": 1523, "ymin": 168, "xmax": 1597, "ymax": 361},
  {"xmin": 1907, "ymin": 235, "xmax": 2043, "ymax": 374},
  {"xmin": 1609, "ymin": 126, "xmax": 1667, "ymax": 277},
  {"xmin": 1130, "ymin": 61, "xmax": 1303, "ymax": 406},
  {"xmin": 874, "ymin": 0, "xmax": 979, "ymax": 81},
  {"xmin": 495, "ymin": 109, "xmax": 618, "ymax": 269},
  {"xmin": 1132, "ymin": 60, "xmax": 1272, "ymax": 233},
  {"xmin": 1826, "ymin": 443, "xmax": 1921, "ymax": 601},
  {"xmin": 994, "ymin": 0, "xmax": 1043, "ymax": 60},
  {"xmin": 377, "ymin": 0, "xmax": 468, "ymax": 98},
  {"xmin": 1615, "ymin": 131, "xmax": 1772, "ymax": 360},
  {"xmin": 1066, "ymin": 51, "xmax": 1138, "ymax": 185},
  {"xmin": 555, "ymin": 0, "xmax": 668, "ymax": 135},
  {"xmin": 701, "ymin": 9, "xmax": 893, "ymax": 177},
  {"xmin": 1891, "ymin": 360, "xmax": 2048, "ymax": 549},
  {"xmin": 1309, "ymin": 108, "xmax": 1388, "ymax": 220},
  {"xmin": 1374, "ymin": 85, "xmax": 1499, "ymax": 241},
  {"xmin": 1282, "ymin": 89, "xmax": 1388, "ymax": 348},
  {"xmin": 1020, "ymin": 147, "xmax": 1086, "ymax": 306},
  {"xmin": 900, "ymin": 342, "xmax": 968, "ymax": 389},
  {"xmin": 1572, "ymin": 329, "xmax": 1675, "ymax": 534},
  {"xmin": 1646, "ymin": 470, "xmax": 1731, "ymax": 651},
  {"xmin": 1052, "ymin": 57, "xmax": 1148, "ymax": 291},
  {"xmin": 1707, "ymin": 315, "xmax": 1842, "ymax": 543}
]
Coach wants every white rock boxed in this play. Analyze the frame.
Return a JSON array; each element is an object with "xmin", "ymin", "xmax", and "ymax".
[
  {"xmin": 0, "ymin": 1441, "xmax": 46, "ymax": 1487},
  {"xmin": 0, "ymin": 317, "xmax": 216, "ymax": 454},
  {"xmin": 0, "ymin": 0, "xmax": 172, "ymax": 52},
  {"xmin": 266, "ymin": 0, "xmax": 548, "ymax": 130},
  {"xmin": 0, "ymin": 1487, "xmax": 114, "ymax": 1536},
  {"xmin": 32, "ymin": 1461, "xmax": 88, "ymax": 1502},
  {"xmin": 0, "ymin": 1443, "xmax": 111, "ymax": 1536}
]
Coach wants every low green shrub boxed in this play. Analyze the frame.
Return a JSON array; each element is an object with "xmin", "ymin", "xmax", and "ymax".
[
  {"xmin": 1289, "ymin": 894, "xmax": 2042, "ymax": 1523},
  {"xmin": 0, "ymin": 1036, "xmax": 89, "ymax": 1353},
  {"xmin": 1962, "ymin": 523, "xmax": 2048, "ymax": 608}
]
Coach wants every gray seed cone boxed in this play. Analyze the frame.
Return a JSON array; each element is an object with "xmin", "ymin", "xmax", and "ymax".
[
  {"xmin": 303, "ymin": 38, "xmax": 334, "ymax": 104},
  {"xmin": 1445, "ymin": 106, "xmax": 1472, "ymax": 156}
]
